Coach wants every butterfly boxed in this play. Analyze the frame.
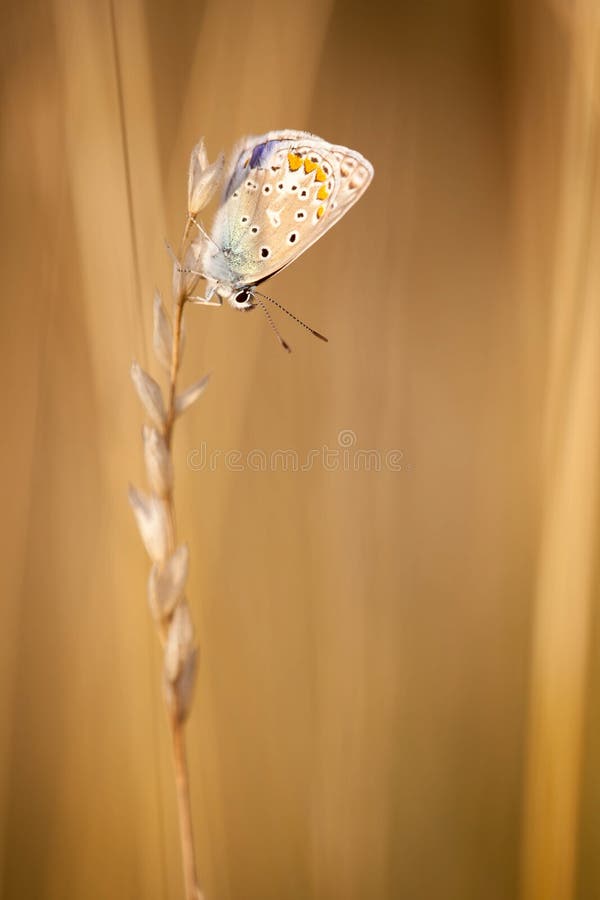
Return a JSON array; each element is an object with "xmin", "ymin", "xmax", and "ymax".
[{"xmin": 188, "ymin": 130, "xmax": 374, "ymax": 350}]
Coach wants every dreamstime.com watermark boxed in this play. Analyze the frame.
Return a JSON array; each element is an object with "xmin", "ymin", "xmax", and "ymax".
[{"xmin": 187, "ymin": 429, "xmax": 410, "ymax": 473}]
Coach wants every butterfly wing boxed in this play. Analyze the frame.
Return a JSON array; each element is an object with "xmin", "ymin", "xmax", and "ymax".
[{"xmin": 203, "ymin": 130, "xmax": 373, "ymax": 288}]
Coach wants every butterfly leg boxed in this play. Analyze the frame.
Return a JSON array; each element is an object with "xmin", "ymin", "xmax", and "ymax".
[
  {"xmin": 187, "ymin": 294, "xmax": 223, "ymax": 307},
  {"xmin": 189, "ymin": 215, "xmax": 217, "ymax": 250},
  {"xmin": 164, "ymin": 240, "xmax": 205, "ymax": 278}
]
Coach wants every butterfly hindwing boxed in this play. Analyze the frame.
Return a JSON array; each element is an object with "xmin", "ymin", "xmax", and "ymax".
[{"xmin": 207, "ymin": 131, "xmax": 373, "ymax": 288}]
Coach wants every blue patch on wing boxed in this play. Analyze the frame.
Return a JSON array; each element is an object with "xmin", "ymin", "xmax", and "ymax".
[
  {"xmin": 223, "ymin": 138, "xmax": 288, "ymax": 201},
  {"xmin": 249, "ymin": 139, "xmax": 280, "ymax": 169}
]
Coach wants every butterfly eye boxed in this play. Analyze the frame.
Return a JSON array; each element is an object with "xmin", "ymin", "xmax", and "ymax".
[{"xmin": 235, "ymin": 289, "xmax": 251, "ymax": 305}]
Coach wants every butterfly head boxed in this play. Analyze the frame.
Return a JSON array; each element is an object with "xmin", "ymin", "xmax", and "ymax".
[
  {"xmin": 229, "ymin": 287, "xmax": 256, "ymax": 311},
  {"xmin": 204, "ymin": 277, "xmax": 256, "ymax": 309}
]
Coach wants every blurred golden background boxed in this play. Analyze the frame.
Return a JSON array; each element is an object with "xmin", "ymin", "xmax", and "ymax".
[{"xmin": 1, "ymin": 0, "xmax": 600, "ymax": 897}]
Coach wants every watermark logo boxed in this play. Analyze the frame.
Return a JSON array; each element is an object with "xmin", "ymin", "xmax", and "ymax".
[{"xmin": 187, "ymin": 429, "xmax": 408, "ymax": 473}]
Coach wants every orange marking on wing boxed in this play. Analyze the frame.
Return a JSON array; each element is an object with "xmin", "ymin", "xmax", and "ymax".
[
  {"xmin": 317, "ymin": 185, "xmax": 329, "ymax": 201},
  {"xmin": 317, "ymin": 205, "xmax": 325, "ymax": 218},
  {"xmin": 304, "ymin": 158, "xmax": 317, "ymax": 174},
  {"xmin": 315, "ymin": 167, "xmax": 327, "ymax": 182},
  {"xmin": 288, "ymin": 153, "xmax": 302, "ymax": 171}
]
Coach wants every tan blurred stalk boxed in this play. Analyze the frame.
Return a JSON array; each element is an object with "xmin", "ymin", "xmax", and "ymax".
[
  {"xmin": 50, "ymin": 0, "xmax": 175, "ymax": 896},
  {"xmin": 518, "ymin": 2, "xmax": 600, "ymax": 898}
]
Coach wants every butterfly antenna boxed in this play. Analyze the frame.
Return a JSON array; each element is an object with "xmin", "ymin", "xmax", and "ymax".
[
  {"xmin": 254, "ymin": 290, "xmax": 329, "ymax": 343},
  {"xmin": 254, "ymin": 297, "xmax": 292, "ymax": 353}
]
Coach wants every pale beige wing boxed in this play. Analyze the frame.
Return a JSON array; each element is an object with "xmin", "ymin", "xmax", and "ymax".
[{"xmin": 206, "ymin": 131, "xmax": 373, "ymax": 287}]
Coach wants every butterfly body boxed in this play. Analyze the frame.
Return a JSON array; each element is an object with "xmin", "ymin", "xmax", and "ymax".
[{"xmin": 198, "ymin": 130, "xmax": 374, "ymax": 309}]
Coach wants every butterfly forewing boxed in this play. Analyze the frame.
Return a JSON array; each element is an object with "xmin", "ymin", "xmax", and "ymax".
[{"xmin": 207, "ymin": 131, "xmax": 373, "ymax": 287}]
